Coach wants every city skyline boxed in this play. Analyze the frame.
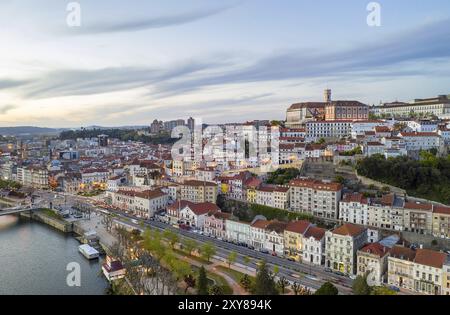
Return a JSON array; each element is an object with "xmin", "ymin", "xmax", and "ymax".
[{"xmin": 1, "ymin": 0, "xmax": 450, "ymax": 128}]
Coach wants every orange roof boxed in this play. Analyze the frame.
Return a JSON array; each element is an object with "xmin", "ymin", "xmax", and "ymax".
[
  {"xmin": 390, "ymin": 246, "xmax": 416, "ymax": 261},
  {"xmin": 434, "ymin": 205, "xmax": 450, "ymax": 215},
  {"xmin": 359, "ymin": 243, "xmax": 389, "ymax": 257},
  {"xmin": 183, "ymin": 180, "xmax": 216, "ymax": 187},
  {"xmin": 404, "ymin": 201, "xmax": 433, "ymax": 211},
  {"xmin": 414, "ymin": 249, "xmax": 447, "ymax": 268},
  {"xmin": 332, "ymin": 223, "xmax": 365, "ymax": 237},
  {"xmin": 285, "ymin": 220, "xmax": 311, "ymax": 234},
  {"xmin": 342, "ymin": 193, "xmax": 368, "ymax": 204},
  {"xmin": 251, "ymin": 219, "xmax": 270, "ymax": 229},
  {"xmin": 304, "ymin": 226, "xmax": 326, "ymax": 240},
  {"xmin": 289, "ymin": 178, "xmax": 342, "ymax": 192}
]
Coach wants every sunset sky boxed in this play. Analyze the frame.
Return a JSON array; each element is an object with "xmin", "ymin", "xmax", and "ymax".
[{"xmin": 1, "ymin": 0, "xmax": 450, "ymax": 127}]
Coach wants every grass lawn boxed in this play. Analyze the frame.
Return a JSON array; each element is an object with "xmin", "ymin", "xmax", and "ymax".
[
  {"xmin": 216, "ymin": 266, "xmax": 255, "ymax": 292},
  {"xmin": 206, "ymin": 271, "xmax": 233, "ymax": 295},
  {"xmin": 40, "ymin": 208, "xmax": 64, "ymax": 220},
  {"xmin": 173, "ymin": 248, "xmax": 213, "ymax": 265}
]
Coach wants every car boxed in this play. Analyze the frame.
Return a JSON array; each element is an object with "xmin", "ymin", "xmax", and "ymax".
[
  {"xmin": 259, "ymin": 249, "xmax": 269, "ymax": 254},
  {"xmin": 349, "ymin": 274, "xmax": 357, "ymax": 280},
  {"xmin": 335, "ymin": 271, "xmax": 346, "ymax": 277},
  {"xmin": 324, "ymin": 268, "xmax": 333, "ymax": 273},
  {"xmin": 248, "ymin": 245, "xmax": 255, "ymax": 250},
  {"xmin": 389, "ymin": 286, "xmax": 401, "ymax": 292},
  {"xmin": 287, "ymin": 257, "xmax": 296, "ymax": 262},
  {"xmin": 271, "ymin": 252, "xmax": 277, "ymax": 257}
]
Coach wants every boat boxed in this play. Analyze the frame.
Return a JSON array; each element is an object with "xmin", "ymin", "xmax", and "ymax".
[{"xmin": 78, "ymin": 244, "xmax": 99, "ymax": 260}]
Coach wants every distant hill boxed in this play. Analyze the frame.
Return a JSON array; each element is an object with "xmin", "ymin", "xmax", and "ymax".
[{"xmin": 0, "ymin": 126, "xmax": 65, "ymax": 136}]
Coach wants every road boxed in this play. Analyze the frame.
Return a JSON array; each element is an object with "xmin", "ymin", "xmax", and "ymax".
[{"xmin": 34, "ymin": 190, "xmax": 354, "ymax": 295}]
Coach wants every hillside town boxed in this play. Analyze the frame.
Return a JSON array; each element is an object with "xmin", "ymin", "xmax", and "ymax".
[{"xmin": 1, "ymin": 90, "xmax": 450, "ymax": 296}]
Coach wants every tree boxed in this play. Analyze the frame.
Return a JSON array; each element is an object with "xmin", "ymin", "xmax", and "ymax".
[
  {"xmin": 183, "ymin": 238, "xmax": 198, "ymax": 256},
  {"xmin": 163, "ymin": 229, "xmax": 179, "ymax": 249},
  {"xmin": 370, "ymin": 286, "xmax": 397, "ymax": 295},
  {"xmin": 184, "ymin": 274, "xmax": 196, "ymax": 294},
  {"xmin": 352, "ymin": 275, "xmax": 372, "ymax": 295},
  {"xmin": 240, "ymin": 274, "xmax": 252, "ymax": 291},
  {"xmin": 209, "ymin": 285, "xmax": 224, "ymax": 295},
  {"xmin": 277, "ymin": 276, "xmax": 289, "ymax": 294},
  {"xmin": 253, "ymin": 260, "xmax": 278, "ymax": 295},
  {"xmin": 197, "ymin": 266, "xmax": 209, "ymax": 295},
  {"xmin": 227, "ymin": 251, "xmax": 237, "ymax": 268},
  {"xmin": 201, "ymin": 242, "xmax": 216, "ymax": 262},
  {"xmin": 291, "ymin": 282, "xmax": 301, "ymax": 295},
  {"xmin": 314, "ymin": 282, "xmax": 338, "ymax": 295}
]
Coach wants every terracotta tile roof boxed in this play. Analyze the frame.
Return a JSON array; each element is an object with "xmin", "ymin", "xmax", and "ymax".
[
  {"xmin": 167, "ymin": 200, "xmax": 194, "ymax": 212},
  {"xmin": 250, "ymin": 219, "xmax": 270, "ymax": 229},
  {"xmin": 404, "ymin": 201, "xmax": 433, "ymax": 211},
  {"xmin": 332, "ymin": 223, "xmax": 366, "ymax": 237},
  {"xmin": 285, "ymin": 220, "xmax": 311, "ymax": 234},
  {"xmin": 304, "ymin": 226, "xmax": 326, "ymax": 240},
  {"xmin": 289, "ymin": 178, "xmax": 342, "ymax": 192},
  {"xmin": 389, "ymin": 246, "xmax": 416, "ymax": 261},
  {"xmin": 359, "ymin": 243, "xmax": 389, "ymax": 257},
  {"xmin": 414, "ymin": 249, "xmax": 447, "ymax": 268},
  {"xmin": 342, "ymin": 193, "xmax": 368, "ymax": 204},
  {"xmin": 183, "ymin": 180, "xmax": 217, "ymax": 187},
  {"xmin": 265, "ymin": 220, "xmax": 288, "ymax": 234},
  {"xmin": 434, "ymin": 205, "xmax": 450, "ymax": 215},
  {"xmin": 188, "ymin": 202, "xmax": 221, "ymax": 216},
  {"xmin": 135, "ymin": 189, "xmax": 166, "ymax": 199},
  {"xmin": 400, "ymin": 132, "xmax": 439, "ymax": 137}
]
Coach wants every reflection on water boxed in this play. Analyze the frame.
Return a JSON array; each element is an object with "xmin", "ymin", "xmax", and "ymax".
[{"xmin": 0, "ymin": 215, "xmax": 108, "ymax": 295}]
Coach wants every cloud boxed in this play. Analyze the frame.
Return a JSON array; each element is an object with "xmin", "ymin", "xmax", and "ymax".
[
  {"xmin": 0, "ymin": 79, "xmax": 29, "ymax": 90},
  {"xmin": 70, "ymin": 3, "xmax": 240, "ymax": 35},
  {"xmin": 0, "ymin": 105, "xmax": 18, "ymax": 115}
]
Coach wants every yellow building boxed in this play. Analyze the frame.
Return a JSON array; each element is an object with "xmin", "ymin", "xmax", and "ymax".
[
  {"xmin": 181, "ymin": 180, "xmax": 218, "ymax": 203},
  {"xmin": 283, "ymin": 221, "xmax": 311, "ymax": 261},
  {"xmin": 432, "ymin": 206, "xmax": 450, "ymax": 239},
  {"xmin": 246, "ymin": 188, "xmax": 257, "ymax": 203}
]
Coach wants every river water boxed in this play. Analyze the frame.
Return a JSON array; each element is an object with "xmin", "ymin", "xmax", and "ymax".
[{"xmin": 0, "ymin": 214, "xmax": 108, "ymax": 295}]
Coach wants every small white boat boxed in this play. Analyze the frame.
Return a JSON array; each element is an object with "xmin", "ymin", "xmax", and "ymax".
[{"xmin": 78, "ymin": 244, "xmax": 99, "ymax": 260}]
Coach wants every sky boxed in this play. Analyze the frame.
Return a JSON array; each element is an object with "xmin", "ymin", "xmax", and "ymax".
[{"xmin": 1, "ymin": 0, "xmax": 450, "ymax": 128}]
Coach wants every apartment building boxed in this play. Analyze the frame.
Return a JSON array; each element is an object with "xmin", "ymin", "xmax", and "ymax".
[
  {"xmin": 443, "ymin": 257, "xmax": 450, "ymax": 295},
  {"xmin": 403, "ymin": 201, "xmax": 433, "ymax": 235},
  {"xmin": 413, "ymin": 249, "xmax": 447, "ymax": 295},
  {"xmin": 432, "ymin": 206, "xmax": 450, "ymax": 239},
  {"xmin": 289, "ymin": 178, "xmax": 342, "ymax": 220},
  {"xmin": 255, "ymin": 185, "xmax": 290, "ymax": 210},
  {"xmin": 339, "ymin": 193, "xmax": 369, "ymax": 226},
  {"xmin": 283, "ymin": 220, "xmax": 312, "ymax": 261},
  {"xmin": 225, "ymin": 218, "xmax": 251, "ymax": 245},
  {"xmin": 306, "ymin": 120, "xmax": 353, "ymax": 141},
  {"xmin": 357, "ymin": 242, "xmax": 390, "ymax": 286},
  {"xmin": 398, "ymin": 132, "xmax": 441, "ymax": 151},
  {"xmin": 204, "ymin": 211, "xmax": 231, "ymax": 239},
  {"xmin": 110, "ymin": 189, "xmax": 168, "ymax": 218},
  {"xmin": 388, "ymin": 245, "xmax": 417, "ymax": 291},
  {"xmin": 325, "ymin": 223, "xmax": 367, "ymax": 275},
  {"xmin": 264, "ymin": 221, "xmax": 288, "ymax": 256},
  {"xmin": 250, "ymin": 219, "xmax": 270, "ymax": 251},
  {"xmin": 180, "ymin": 180, "xmax": 218, "ymax": 203},
  {"xmin": 302, "ymin": 226, "xmax": 326, "ymax": 266}
]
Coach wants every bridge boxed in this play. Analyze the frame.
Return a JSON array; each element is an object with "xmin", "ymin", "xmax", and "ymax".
[{"xmin": 0, "ymin": 207, "xmax": 38, "ymax": 217}]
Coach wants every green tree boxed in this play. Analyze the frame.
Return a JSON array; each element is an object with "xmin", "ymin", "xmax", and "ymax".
[
  {"xmin": 163, "ymin": 229, "xmax": 179, "ymax": 249},
  {"xmin": 197, "ymin": 266, "xmax": 209, "ymax": 295},
  {"xmin": 201, "ymin": 242, "xmax": 216, "ymax": 262},
  {"xmin": 253, "ymin": 260, "xmax": 278, "ymax": 295},
  {"xmin": 240, "ymin": 274, "xmax": 252, "ymax": 291},
  {"xmin": 315, "ymin": 282, "xmax": 338, "ymax": 295},
  {"xmin": 352, "ymin": 275, "xmax": 372, "ymax": 295},
  {"xmin": 227, "ymin": 251, "xmax": 237, "ymax": 268},
  {"xmin": 183, "ymin": 238, "xmax": 198, "ymax": 256},
  {"xmin": 209, "ymin": 285, "xmax": 224, "ymax": 295},
  {"xmin": 277, "ymin": 276, "xmax": 289, "ymax": 294}
]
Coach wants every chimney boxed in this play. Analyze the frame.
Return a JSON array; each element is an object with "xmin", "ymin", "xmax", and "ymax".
[{"xmin": 324, "ymin": 89, "xmax": 332, "ymax": 103}]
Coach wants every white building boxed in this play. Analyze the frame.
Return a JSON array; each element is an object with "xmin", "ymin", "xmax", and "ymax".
[
  {"xmin": 302, "ymin": 226, "xmax": 326, "ymax": 266},
  {"xmin": 225, "ymin": 219, "xmax": 251, "ymax": 245},
  {"xmin": 339, "ymin": 193, "xmax": 369, "ymax": 226},
  {"xmin": 398, "ymin": 132, "xmax": 441, "ymax": 151}
]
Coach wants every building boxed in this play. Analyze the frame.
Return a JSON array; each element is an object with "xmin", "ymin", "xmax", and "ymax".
[
  {"xmin": 178, "ymin": 202, "xmax": 221, "ymax": 229},
  {"xmin": 264, "ymin": 221, "xmax": 288, "ymax": 256},
  {"xmin": 325, "ymin": 101, "xmax": 369, "ymax": 122},
  {"xmin": 250, "ymin": 218, "xmax": 270, "ymax": 251},
  {"xmin": 339, "ymin": 193, "xmax": 369, "ymax": 226},
  {"xmin": 387, "ymin": 245, "xmax": 417, "ymax": 291},
  {"xmin": 302, "ymin": 226, "xmax": 326, "ymax": 266},
  {"xmin": 98, "ymin": 134, "xmax": 109, "ymax": 147},
  {"xmin": 398, "ymin": 132, "xmax": 441, "ymax": 151},
  {"xmin": 180, "ymin": 180, "xmax": 218, "ymax": 203},
  {"xmin": 286, "ymin": 102, "xmax": 325, "ymax": 128},
  {"xmin": 432, "ymin": 205, "xmax": 450, "ymax": 239},
  {"xmin": 225, "ymin": 218, "xmax": 251, "ymax": 245},
  {"xmin": 403, "ymin": 201, "xmax": 433, "ymax": 235},
  {"xmin": 204, "ymin": 211, "xmax": 231, "ymax": 239},
  {"xmin": 413, "ymin": 249, "xmax": 447, "ymax": 295},
  {"xmin": 357, "ymin": 242, "xmax": 390, "ymax": 286},
  {"xmin": 443, "ymin": 256, "xmax": 450, "ymax": 295},
  {"xmin": 110, "ymin": 189, "xmax": 168, "ymax": 218},
  {"xmin": 283, "ymin": 220, "xmax": 312, "ymax": 261},
  {"xmin": 289, "ymin": 178, "xmax": 342, "ymax": 220},
  {"xmin": 374, "ymin": 95, "xmax": 450, "ymax": 119},
  {"xmin": 255, "ymin": 185, "xmax": 290, "ymax": 210},
  {"xmin": 325, "ymin": 223, "xmax": 367, "ymax": 275},
  {"xmin": 306, "ymin": 120, "xmax": 353, "ymax": 141}
]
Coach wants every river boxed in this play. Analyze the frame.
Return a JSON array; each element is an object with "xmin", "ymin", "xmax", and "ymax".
[{"xmin": 0, "ymin": 213, "xmax": 108, "ymax": 295}]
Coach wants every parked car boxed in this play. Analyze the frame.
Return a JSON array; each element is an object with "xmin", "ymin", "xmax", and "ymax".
[
  {"xmin": 259, "ymin": 249, "xmax": 269, "ymax": 254},
  {"xmin": 389, "ymin": 286, "xmax": 401, "ymax": 292},
  {"xmin": 324, "ymin": 268, "xmax": 333, "ymax": 273}
]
